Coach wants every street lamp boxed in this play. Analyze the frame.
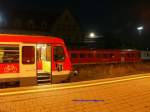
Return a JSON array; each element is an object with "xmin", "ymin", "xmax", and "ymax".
[
  {"xmin": 137, "ymin": 26, "xmax": 144, "ymax": 36},
  {"xmin": 89, "ymin": 32, "xmax": 96, "ymax": 38}
]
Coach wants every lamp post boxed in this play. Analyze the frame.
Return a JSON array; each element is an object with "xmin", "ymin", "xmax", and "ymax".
[{"xmin": 136, "ymin": 26, "xmax": 144, "ymax": 49}]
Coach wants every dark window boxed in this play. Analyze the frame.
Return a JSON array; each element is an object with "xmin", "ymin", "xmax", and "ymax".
[
  {"xmin": 96, "ymin": 54, "xmax": 105, "ymax": 58},
  {"xmin": 132, "ymin": 54, "xmax": 135, "ymax": 58},
  {"xmin": 144, "ymin": 53, "xmax": 146, "ymax": 57},
  {"xmin": 71, "ymin": 53, "xmax": 77, "ymax": 58},
  {"xmin": 54, "ymin": 46, "xmax": 65, "ymax": 61},
  {"xmin": 64, "ymin": 15, "xmax": 69, "ymax": 21},
  {"xmin": 87, "ymin": 53, "xmax": 93, "ymax": 58},
  {"xmin": 96, "ymin": 53, "xmax": 100, "ymax": 58},
  {"xmin": 109, "ymin": 54, "xmax": 113, "ymax": 58},
  {"xmin": 121, "ymin": 53, "xmax": 125, "ymax": 57},
  {"xmin": 104, "ymin": 54, "xmax": 108, "ymax": 58},
  {"xmin": 127, "ymin": 54, "xmax": 133, "ymax": 58},
  {"xmin": 80, "ymin": 53, "xmax": 86, "ymax": 58},
  {"xmin": 136, "ymin": 53, "xmax": 139, "ymax": 58},
  {"xmin": 147, "ymin": 53, "xmax": 150, "ymax": 57},
  {"xmin": 22, "ymin": 46, "xmax": 35, "ymax": 64},
  {"xmin": 107, "ymin": 54, "xmax": 111, "ymax": 58},
  {"xmin": 0, "ymin": 45, "xmax": 19, "ymax": 63},
  {"xmin": 138, "ymin": 53, "xmax": 141, "ymax": 58}
]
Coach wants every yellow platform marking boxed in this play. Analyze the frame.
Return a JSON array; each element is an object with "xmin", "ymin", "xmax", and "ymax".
[{"xmin": 0, "ymin": 73, "xmax": 150, "ymax": 96}]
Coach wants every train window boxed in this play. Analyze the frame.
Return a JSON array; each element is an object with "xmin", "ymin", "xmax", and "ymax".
[
  {"xmin": 100, "ymin": 54, "xmax": 106, "ymax": 58},
  {"xmin": 147, "ymin": 53, "xmax": 150, "ymax": 57},
  {"xmin": 137, "ymin": 53, "xmax": 140, "ymax": 58},
  {"xmin": 54, "ymin": 46, "xmax": 65, "ymax": 61},
  {"xmin": 107, "ymin": 54, "xmax": 111, "ymax": 58},
  {"xmin": 80, "ymin": 53, "xmax": 86, "ymax": 58},
  {"xmin": 104, "ymin": 54, "xmax": 108, "ymax": 58},
  {"xmin": 121, "ymin": 53, "xmax": 125, "ymax": 57},
  {"xmin": 108, "ymin": 54, "xmax": 113, "ymax": 58},
  {"xmin": 127, "ymin": 54, "xmax": 131, "ymax": 58},
  {"xmin": 87, "ymin": 53, "xmax": 93, "ymax": 58},
  {"xmin": 96, "ymin": 53, "xmax": 100, "ymax": 58},
  {"xmin": 139, "ymin": 53, "xmax": 141, "ymax": 57},
  {"xmin": 134, "ymin": 53, "xmax": 139, "ymax": 58},
  {"xmin": 145, "ymin": 53, "xmax": 148, "ymax": 57},
  {"xmin": 0, "ymin": 45, "xmax": 19, "ymax": 63},
  {"xmin": 132, "ymin": 54, "xmax": 135, "ymax": 58},
  {"xmin": 22, "ymin": 46, "xmax": 35, "ymax": 64},
  {"xmin": 71, "ymin": 53, "xmax": 77, "ymax": 58},
  {"xmin": 129, "ymin": 54, "xmax": 133, "ymax": 58},
  {"xmin": 143, "ymin": 53, "xmax": 147, "ymax": 57}
]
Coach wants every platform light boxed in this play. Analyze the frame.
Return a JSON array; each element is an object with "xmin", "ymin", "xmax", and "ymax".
[
  {"xmin": 137, "ymin": 26, "xmax": 144, "ymax": 36},
  {"xmin": 89, "ymin": 32, "xmax": 96, "ymax": 38},
  {"xmin": 137, "ymin": 26, "xmax": 144, "ymax": 31}
]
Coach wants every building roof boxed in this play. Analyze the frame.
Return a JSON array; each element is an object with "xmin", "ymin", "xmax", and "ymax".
[{"xmin": 9, "ymin": 9, "xmax": 63, "ymax": 27}]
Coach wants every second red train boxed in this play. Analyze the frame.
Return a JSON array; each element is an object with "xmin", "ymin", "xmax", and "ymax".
[{"xmin": 69, "ymin": 49, "xmax": 141, "ymax": 65}]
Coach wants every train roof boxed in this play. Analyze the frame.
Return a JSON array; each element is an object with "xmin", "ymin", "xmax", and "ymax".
[
  {"xmin": 70, "ymin": 49, "xmax": 139, "ymax": 51},
  {"xmin": 69, "ymin": 49, "xmax": 140, "ymax": 53},
  {"xmin": 0, "ymin": 34, "xmax": 64, "ymax": 44}
]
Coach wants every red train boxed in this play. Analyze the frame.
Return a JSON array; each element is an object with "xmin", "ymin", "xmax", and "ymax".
[
  {"xmin": 69, "ymin": 49, "xmax": 141, "ymax": 64},
  {"xmin": 0, "ymin": 34, "xmax": 73, "ymax": 88}
]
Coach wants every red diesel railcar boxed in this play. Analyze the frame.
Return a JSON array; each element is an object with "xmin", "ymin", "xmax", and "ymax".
[{"xmin": 0, "ymin": 34, "xmax": 73, "ymax": 88}]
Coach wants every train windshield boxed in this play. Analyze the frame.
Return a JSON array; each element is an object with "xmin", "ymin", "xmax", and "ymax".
[{"xmin": 54, "ymin": 46, "xmax": 65, "ymax": 61}]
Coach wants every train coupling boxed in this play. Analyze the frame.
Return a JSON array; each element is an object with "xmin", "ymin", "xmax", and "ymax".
[
  {"xmin": 73, "ymin": 70, "xmax": 79, "ymax": 76},
  {"xmin": 68, "ymin": 70, "xmax": 79, "ymax": 79}
]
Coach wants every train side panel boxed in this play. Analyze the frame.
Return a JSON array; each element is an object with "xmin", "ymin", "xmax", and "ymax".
[{"xmin": 69, "ymin": 49, "xmax": 141, "ymax": 65}]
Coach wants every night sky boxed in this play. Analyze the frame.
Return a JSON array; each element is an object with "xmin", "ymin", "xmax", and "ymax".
[
  {"xmin": 0, "ymin": 0, "xmax": 150, "ymax": 33},
  {"xmin": 0, "ymin": 0, "xmax": 112, "ymax": 32}
]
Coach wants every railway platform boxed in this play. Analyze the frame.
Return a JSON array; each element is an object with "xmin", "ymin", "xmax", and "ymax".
[{"xmin": 0, "ymin": 73, "xmax": 150, "ymax": 112}]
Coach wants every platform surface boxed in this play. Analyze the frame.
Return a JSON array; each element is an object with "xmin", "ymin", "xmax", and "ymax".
[{"xmin": 0, "ymin": 73, "xmax": 150, "ymax": 112}]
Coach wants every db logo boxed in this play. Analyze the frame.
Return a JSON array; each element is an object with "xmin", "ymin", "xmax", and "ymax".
[{"xmin": 4, "ymin": 65, "xmax": 18, "ymax": 73}]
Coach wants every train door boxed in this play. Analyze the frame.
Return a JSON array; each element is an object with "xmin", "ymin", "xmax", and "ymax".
[
  {"xmin": 36, "ymin": 44, "xmax": 52, "ymax": 84},
  {"xmin": 20, "ymin": 44, "xmax": 36, "ymax": 86},
  {"xmin": 52, "ymin": 45, "xmax": 72, "ymax": 83},
  {"xmin": 121, "ymin": 53, "xmax": 125, "ymax": 62}
]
